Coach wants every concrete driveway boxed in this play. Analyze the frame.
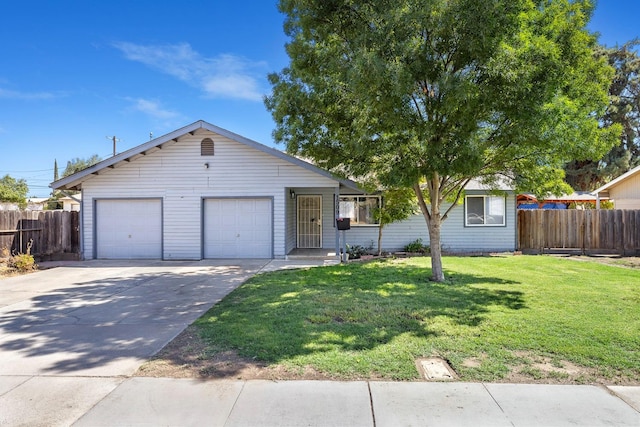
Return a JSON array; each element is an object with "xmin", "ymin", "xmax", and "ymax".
[{"xmin": 0, "ymin": 259, "xmax": 269, "ymax": 377}]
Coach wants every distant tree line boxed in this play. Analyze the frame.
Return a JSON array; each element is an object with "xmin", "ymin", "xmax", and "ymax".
[
  {"xmin": 565, "ymin": 40, "xmax": 640, "ymax": 191},
  {"xmin": 0, "ymin": 155, "xmax": 101, "ymax": 210}
]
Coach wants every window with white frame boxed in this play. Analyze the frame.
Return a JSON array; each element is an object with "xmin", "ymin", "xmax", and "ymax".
[
  {"xmin": 339, "ymin": 196, "xmax": 380, "ymax": 226},
  {"xmin": 465, "ymin": 195, "xmax": 505, "ymax": 226}
]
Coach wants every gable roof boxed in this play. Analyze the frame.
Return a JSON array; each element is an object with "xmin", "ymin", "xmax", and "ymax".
[
  {"xmin": 592, "ymin": 164, "xmax": 640, "ymax": 195},
  {"xmin": 50, "ymin": 120, "xmax": 361, "ymax": 192}
]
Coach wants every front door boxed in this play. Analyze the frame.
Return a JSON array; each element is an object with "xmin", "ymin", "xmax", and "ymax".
[{"xmin": 297, "ymin": 195, "xmax": 322, "ymax": 248}]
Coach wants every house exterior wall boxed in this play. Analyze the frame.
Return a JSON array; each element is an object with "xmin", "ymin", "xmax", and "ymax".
[
  {"xmin": 610, "ymin": 173, "xmax": 640, "ymax": 209},
  {"xmin": 285, "ymin": 191, "xmax": 296, "ymax": 254},
  {"xmin": 62, "ymin": 200, "xmax": 80, "ymax": 211},
  {"xmin": 343, "ymin": 193, "xmax": 517, "ymax": 253},
  {"xmin": 613, "ymin": 199, "xmax": 640, "ymax": 209},
  {"xmin": 79, "ymin": 130, "xmax": 338, "ymax": 260}
]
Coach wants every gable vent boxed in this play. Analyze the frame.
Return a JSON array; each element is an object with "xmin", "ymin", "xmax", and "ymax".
[{"xmin": 201, "ymin": 138, "xmax": 215, "ymax": 156}]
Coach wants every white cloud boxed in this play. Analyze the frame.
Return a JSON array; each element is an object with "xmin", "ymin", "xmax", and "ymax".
[
  {"xmin": 113, "ymin": 42, "xmax": 266, "ymax": 101},
  {"xmin": 0, "ymin": 88, "xmax": 56, "ymax": 100},
  {"xmin": 127, "ymin": 98, "xmax": 180, "ymax": 120},
  {"xmin": 203, "ymin": 74, "xmax": 262, "ymax": 100}
]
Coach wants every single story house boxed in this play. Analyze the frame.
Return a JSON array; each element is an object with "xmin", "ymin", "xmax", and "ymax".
[
  {"xmin": 592, "ymin": 165, "xmax": 640, "ymax": 209},
  {"xmin": 50, "ymin": 120, "xmax": 517, "ymax": 260},
  {"xmin": 59, "ymin": 194, "xmax": 81, "ymax": 212}
]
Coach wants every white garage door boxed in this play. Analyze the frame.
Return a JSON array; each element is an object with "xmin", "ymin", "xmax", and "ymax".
[
  {"xmin": 96, "ymin": 199, "xmax": 162, "ymax": 259},
  {"xmin": 204, "ymin": 198, "xmax": 272, "ymax": 258}
]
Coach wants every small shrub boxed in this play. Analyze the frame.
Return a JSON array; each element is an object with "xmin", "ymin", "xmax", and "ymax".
[
  {"xmin": 0, "ymin": 246, "xmax": 9, "ymax": 259},
  {"xmin": 7, "ymin": 239, "xmax": 37, "ymax": 272},
  {"xmin": 404, "ymin": 238, "xmax": 430, "ymax": 254},
  {"xmin": 8, "ymin": 253, "xmax": 36, "ymax": 272},
  {"xmin": 346, "ymin": 244, "xmax": 370, "ymax": 259}
]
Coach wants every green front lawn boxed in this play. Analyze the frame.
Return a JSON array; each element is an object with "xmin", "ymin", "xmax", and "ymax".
[{"xmin": 195, "ymin": 255, "xmax": 640, "ymax": 383}]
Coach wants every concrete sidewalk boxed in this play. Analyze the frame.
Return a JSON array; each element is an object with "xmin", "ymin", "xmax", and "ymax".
[{"xmin": 1, "ymin": 377, "xmax": 637, "ymax": 426}]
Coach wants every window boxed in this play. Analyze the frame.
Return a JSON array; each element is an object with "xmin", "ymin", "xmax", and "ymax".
[
  {"xmin": 465, "ymin": 195, "xmax": 505, "ymax": 226},
  {"xmin": 339, "ymin": 196, "xmax": 380, "ymax": 226},
  {"xmin": 201, "ymin": 138, "xmax": 214, "ymax": 156}
]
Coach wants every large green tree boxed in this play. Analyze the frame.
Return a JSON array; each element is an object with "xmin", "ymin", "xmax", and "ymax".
[
  {"xmin": 565, "ymin": 40, "xmax": 640, "ymax": 190},
  {"xmin": 47, "ymin": 155, "xmax": 102, "ymax": 205},
  {"xmin": 0, "ymin": 175, "xmax": 29, "ymax": 209},
  {"xmin": 266, "ymin": 0, "xmax": 619, "ymax": 281},
  {"xmin": 62, "ymin": 154, "xmax": 101, "ymax": 178}
]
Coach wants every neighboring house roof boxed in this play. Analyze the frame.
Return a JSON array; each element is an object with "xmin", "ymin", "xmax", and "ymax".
[
  {"xmin": 592, "ymin": 164, "xmax": 640, "ymax": 195},
  {"xmin": 50, "ymin": 120, "xmax": 362, "ymax": 192},
  {"xmin": 465, "ymin": 176, "xmax": 514, "ymax": 191},
  {"xmin": 517, "ymin": 192, "xmax": 607, "ymax": 204},
  {"xmin": 59, "ymin": 194, "xmax": 82, "ymax": 202},
  {"xmin": 27, "ymin": 197, "xmax": 49, "ymax": 204}
]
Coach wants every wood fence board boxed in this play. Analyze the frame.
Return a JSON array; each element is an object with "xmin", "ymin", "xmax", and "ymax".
[
  {"xmin": 518, "ymin": 209, "xmax": 640, "ymax": 255},
  {"xmin": 0, "ymin": 211, "xmax": 80, "ymax": 260}
]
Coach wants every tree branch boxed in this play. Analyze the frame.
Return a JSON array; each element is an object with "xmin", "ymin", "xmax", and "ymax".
[
  {"xmin": 442, "ymin": 178, "xmax": 471, "ymax": 220},
  {"xmin": 413, "ymin": 182, "xmax": 431, "ymax": 222}
]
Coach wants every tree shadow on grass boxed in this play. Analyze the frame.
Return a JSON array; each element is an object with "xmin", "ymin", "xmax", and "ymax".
[{"xmin": 195, "ymin": 261, "xmax": 526, "ymax": 368}]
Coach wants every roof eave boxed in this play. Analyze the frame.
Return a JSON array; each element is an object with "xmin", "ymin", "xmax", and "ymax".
[{"xmin": 592, "ymin": 164, "xmax": 640, "ymax": 194}]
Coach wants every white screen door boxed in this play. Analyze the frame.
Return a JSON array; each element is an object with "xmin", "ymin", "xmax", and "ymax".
[{"xmin": 297, "ymin": 195, "xmax": 322, "ymax": 248}]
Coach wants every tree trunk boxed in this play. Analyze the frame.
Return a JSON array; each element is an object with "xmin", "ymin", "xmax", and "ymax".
[
  {"xmin": 413, "ymin": 177, "xmax": 445, "ymax": 282},
  {"xmin": 377, "ymin": 224, "xmax": 383, "ymax": 256},
  {"xmin": 428, "ymin": 217, "xmax": 445, "ymax": 282}
]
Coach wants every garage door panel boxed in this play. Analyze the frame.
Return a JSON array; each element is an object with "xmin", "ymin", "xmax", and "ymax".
[
  {"xmin": 204, "ymin": 198, "xmax": 272, "ymax": 258},
  {"xmin": 96, "ymin": 199, "xmax": 162, "ymax": 259},
  {"xmin": 252, "ymin": 229, "xmax": 271, "ymax": 240},
  {"xmin": 254, "ymin": 215, "xmax": 271, "ymax": 227},
  {"xmin": 236, "ymin": 200, "xmax": 255, "ymax": 210}
]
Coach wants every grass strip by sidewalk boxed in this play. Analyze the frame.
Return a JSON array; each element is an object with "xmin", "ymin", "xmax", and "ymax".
[{"xmin": 195, "ymin": 255, "xmax": 640, "ymax": 383}]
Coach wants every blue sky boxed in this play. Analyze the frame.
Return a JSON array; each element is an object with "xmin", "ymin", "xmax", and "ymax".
[{"xmin": 0, "ymin": 1, "xmax": 638, "ymax": 197}]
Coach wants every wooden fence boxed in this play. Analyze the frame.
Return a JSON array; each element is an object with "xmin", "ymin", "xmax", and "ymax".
[
  {"xmin": 0, "ymin": 210, "xmax": 80, "ymax": 260},
  {"xmin": 518, "ymin": 209, "xmax": 640, "ymax": 255}
]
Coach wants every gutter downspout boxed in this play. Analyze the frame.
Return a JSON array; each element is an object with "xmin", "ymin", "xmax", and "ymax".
[{"xmin": 60, "ymin": 189, "xmax": 84, "ymax": 260}]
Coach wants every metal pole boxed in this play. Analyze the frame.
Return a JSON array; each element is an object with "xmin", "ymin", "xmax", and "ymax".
[
  {"xmin": 334, "ymin": 188, "xmax": 340, "ymax": 259},
  {"xmin": 106, "ymin": 135, "xmax": 119, "ymax": 157},
  {"xmin": 342, "ymin": 230, "xmax": 347, "ymax": 262}
]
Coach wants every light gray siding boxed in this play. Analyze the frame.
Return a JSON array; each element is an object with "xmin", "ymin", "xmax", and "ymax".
[
  {"xmin": 284, "ymin": 190, "xmax": 297, "ymax": 254},
  {"xmin": 80, "ymin": 130, "xmax": 338, "ymax": 260},
  {"xmin": 342, "ymin": 194, "xmax": 517, "ymax": 253}
]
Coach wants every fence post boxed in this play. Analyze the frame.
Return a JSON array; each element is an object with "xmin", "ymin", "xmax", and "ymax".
[
  {"xmin": 18, "ymin": 216, "xmax": 23, "ymax": 254},
  {"xmin": 580, "ymin": 211, "xmax": 585, "ymax": 255}
]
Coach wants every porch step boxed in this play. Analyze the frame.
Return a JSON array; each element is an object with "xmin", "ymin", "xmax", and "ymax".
[{"xmin": 286, "ymin": 249, "xmax": 339, "ymax": 260}]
